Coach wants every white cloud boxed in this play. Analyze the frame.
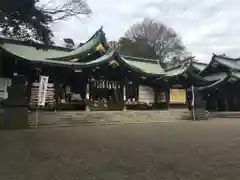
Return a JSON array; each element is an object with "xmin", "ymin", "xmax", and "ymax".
[{"xmin": 44, "ymin": 0, "xmax": 240, "ymax": 62}]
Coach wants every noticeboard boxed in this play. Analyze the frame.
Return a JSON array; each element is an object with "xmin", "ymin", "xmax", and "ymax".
[{"xmin": 170, "ymin": 88, "xmax": 186, "ymax": 104}]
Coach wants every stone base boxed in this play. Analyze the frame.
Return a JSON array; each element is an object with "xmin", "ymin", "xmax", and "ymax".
[
  {"xmin": 2, "ymin": 107, "xmax": 28, "ymax": 129},
  {"xmin": 182, "ymin": 111, "xmax": 208, "ymax": 121}
]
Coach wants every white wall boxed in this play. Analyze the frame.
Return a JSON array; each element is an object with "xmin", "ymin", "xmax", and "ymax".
[{"xmin": 138, "ymin": 85, "xmax": 155, "ymax": 104}]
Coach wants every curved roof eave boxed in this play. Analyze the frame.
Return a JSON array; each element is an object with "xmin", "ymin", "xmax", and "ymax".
[
  {"xmin": 187, "ymin": 63, "xmax": 229, "ymax": 85},
  {"xmin": 47, "ymin": 27, "xmax": 107, "ymax": 61},
  {"xmin": 163, "ymin": 65, "xmax": 189, "ymax": 78},
  {"xmin": 13, "ymin": 55, "xmax": 85, "ymax": 68},
  {"xmin": 196, "ymin": 73, "xmax": 230, "ymax": 91},
  {"xmin": 201, "ymin": 72, "xmax": 229, "ymax": 82},
  {"xmin": 44, "ymin": 50, "xmax": 115, "ymax": 69},
  {"xmin": 0, "ymin": 27, "xmax": 108, "ymax": 62},
  {"xmin": 214, "ymin": 55, "xmax": 240, "ymax": 70},
  {"xmin": 191, "ymin": 61, "xmax": 207, "ymax": 72},
  {"xmin": 73, "ymin": 53, "xmax": 167, "ymax": 76},
  {"xmin": 74, "ymin": 51, "xmax": 115, "ymax": 68},
  {"xmin": 2, "ymin": 45, "xmax": 115, "ymax": 69},
  {"xmin": 0, "ymin": 43, "xmax": 69, "ymax": 61},
  {"xmin": 197, "ymin": 55, "xmax": 215, "ymax": 76},
  {"xmin": 185, "ymin": 70, "xmax": 212, "ymax": 86},
  {"xmin": 1, "ymin": 46, "xmax": 166, "ymax": 76}
]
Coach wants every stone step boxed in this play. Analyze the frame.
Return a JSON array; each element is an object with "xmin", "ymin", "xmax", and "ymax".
[
  {"xmin": 28, "ymin": 120, "xmax": 173, "ymax": 129},
  {"xmin": 28, "ymin": 110, "xmax": 187, "ymax": 128},
  {"xmin": 209, "ymin": 112, "xmax": 240, "ymax": 118},
  {"xmin": 181, "ymin": 111, "xmax": 208, "ymax": 121}
]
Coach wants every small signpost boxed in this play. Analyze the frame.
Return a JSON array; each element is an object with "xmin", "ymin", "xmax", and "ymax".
[
  {"xmin": 36, "ymin": 76, "xmax": 49, "ymax": 128},
  {"xmin": 191, "ymin": 85, "xmax": 196, "ymax": 121}
]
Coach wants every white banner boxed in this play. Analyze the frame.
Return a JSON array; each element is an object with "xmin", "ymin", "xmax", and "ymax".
[{"xmin": 38, "ymin": 76, "xmax": 49, "ymax": 106}]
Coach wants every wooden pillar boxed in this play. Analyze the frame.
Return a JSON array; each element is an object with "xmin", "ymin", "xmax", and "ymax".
[
  {"xmin": 236, "ymin": 84, "xmax": 240, "ymax": 111},
  {"xmin": 166, "ymin": 84, "xmax": 170, "ymax": 109},
  {"xmin": 225, "ymin": 92, "xmax": 229, "ymax": 112},
  {"xmin": 212, "ymin": 91, "xmax": 216, "ymax": 111},
  {"xmin": 231, "ymin": 84, "xmax": 236, "ymax": 111},
  {"xmin": 233, "ymin": 91, "xmax": 237, "ymax": 111},
  {"xmin": 26, "ymin": 75, "xmax": 35, "ymax": 102},
  {"xmin": 136, "ymin": 84, "xmax": 139, "ymax": 102},
  {"xmin": 26, "ymin": 77, "xmax": 34, "ymax": 112},
  {"xmin": 215, "ymin": 91, "xmax": 219, "ymax": 111},
  {"xmin": 206, "ymin": 93, "xmax": 211, "ymax": 111},
  {"xmin": 54, "ymin": 83, "xmax": 58, "ymax": 112},
  {"xmin": 236, "ymin": 91, "xmax": 240, "ymax": 111},
  {"xmin": 0, "ymin": 50, "xmax": 2, "ymax": 77}
]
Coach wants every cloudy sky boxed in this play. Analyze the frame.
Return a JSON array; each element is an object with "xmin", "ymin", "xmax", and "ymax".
[{"xmin": 48, "ymin": 0, "xmax": 239, "ymax": 62}]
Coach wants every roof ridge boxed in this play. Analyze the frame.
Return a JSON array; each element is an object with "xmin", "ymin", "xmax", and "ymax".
[
  {"xmin": 164, "ymin": 57, "xmax": 193, "ymax": 71},
  {"xmin": 121, "ymin": 55, "xmax": 159, "ymax": 63},
  {"xmin": 0, "ymin": 37, "xmax": 71, "ymax": 52},
  {"xmin": 192, "ymin": 60, "xmax": 208, "ymax": 65},
  {"xmin": 214, "ymin": 54, "xmax": 237, "ymax": 61},
  {"xmin": 76, "ymin": 26, "xmax": 104, "ymax": 47}
]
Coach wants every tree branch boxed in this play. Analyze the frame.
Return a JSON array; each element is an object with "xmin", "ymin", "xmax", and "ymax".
[{"xmin": 0, "ymin": 0, "xmax": 92, "ymax": 45}]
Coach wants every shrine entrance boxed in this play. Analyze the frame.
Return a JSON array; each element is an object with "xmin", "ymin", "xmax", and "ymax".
[{"xmin": 88, "ymin": 79, "xmax": 124, "ymax": 111}]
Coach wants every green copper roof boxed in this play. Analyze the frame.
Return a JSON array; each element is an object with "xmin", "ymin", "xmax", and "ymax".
[
  {"xmin": 0, "ymin": 27, "xmax": 107, "ymax": 62},
  {"xmin": 120, "ymin": 56, "xmax": 165, "ymax": 75},
  {"xmin": 1, "ymin": 41, "xmax": 165, "ymax": 75},
  {"xmin": 214, "ymin": 55, "xmax": 240, "ymax": 70},
  {"xmin": 0, "ymin": 32, "xmax": 201, "ymax": 79},
  {"xmin": 120, "ymin": 56, "xmax": 195, "ymax": 77},
  {"xmin": 13, "ymin": 50, "xmax": 115, "ymax": 68},
  {"xmin": 0, "ymin": 42, "xmax": 70, "ymax": 61},
  {"xmin": 150, "ymin": 57, "xmax": 195, "ymax": 81},
  {"xmin": 48, "ymin": 27, "xmax": 107, "ymax": 61},
  {"xmin": 163, "ymin": 61, "xmax": 190, "ymax": 77},
  {"xmin": 80, "ymin": 51, "xmax": 115, "ymax": 67},
  {"xmin": 198, "ymin": 54, "xmax": 240, "ymax": 76}
]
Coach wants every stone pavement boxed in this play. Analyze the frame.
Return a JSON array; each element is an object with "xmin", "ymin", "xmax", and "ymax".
[
  {"xmin": 209, "ymin": 111, "xmax": 240, "ymax": 118},
  {"xmin": 28, "ymin": 110, "xmax": 188, "ymax": 128}
]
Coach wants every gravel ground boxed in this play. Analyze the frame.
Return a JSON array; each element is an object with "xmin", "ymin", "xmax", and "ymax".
[{"xmin": 1, "ymin": 119, "xmax": 240, "ymax": 180}]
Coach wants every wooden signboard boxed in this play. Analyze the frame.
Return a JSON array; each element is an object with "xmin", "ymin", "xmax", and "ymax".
[
  {"xmin": 31, "ymin": 82, "xmax": 55, "ymax": 106},
  {"xmin": 138, "ymin": 85, "xmax": 155, "ymax": 104},
  {"xmin": 170, "ymin": 88, "xmax": 186, "ymax": 104}
]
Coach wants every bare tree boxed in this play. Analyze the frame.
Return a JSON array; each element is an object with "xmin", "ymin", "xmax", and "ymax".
[
  {"xmin": 108, "ymin": 41, "xmax": 120, "ymax": 51},
  {"xmin": 124, "ymin": 18, "xmax": 185, "ymax": 64},
  {"xmin": 40, "ymin": 0, "xmax": 92, "ymax": 21},
  {"xmin": 64, "ymin": 38, "xmax": 75, "ymax": 48}
]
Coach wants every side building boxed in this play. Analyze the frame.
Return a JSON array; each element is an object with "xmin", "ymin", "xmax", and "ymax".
[{"xmin": 189, "ymin": 54, "xmax": 240, "ymax": 112}]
